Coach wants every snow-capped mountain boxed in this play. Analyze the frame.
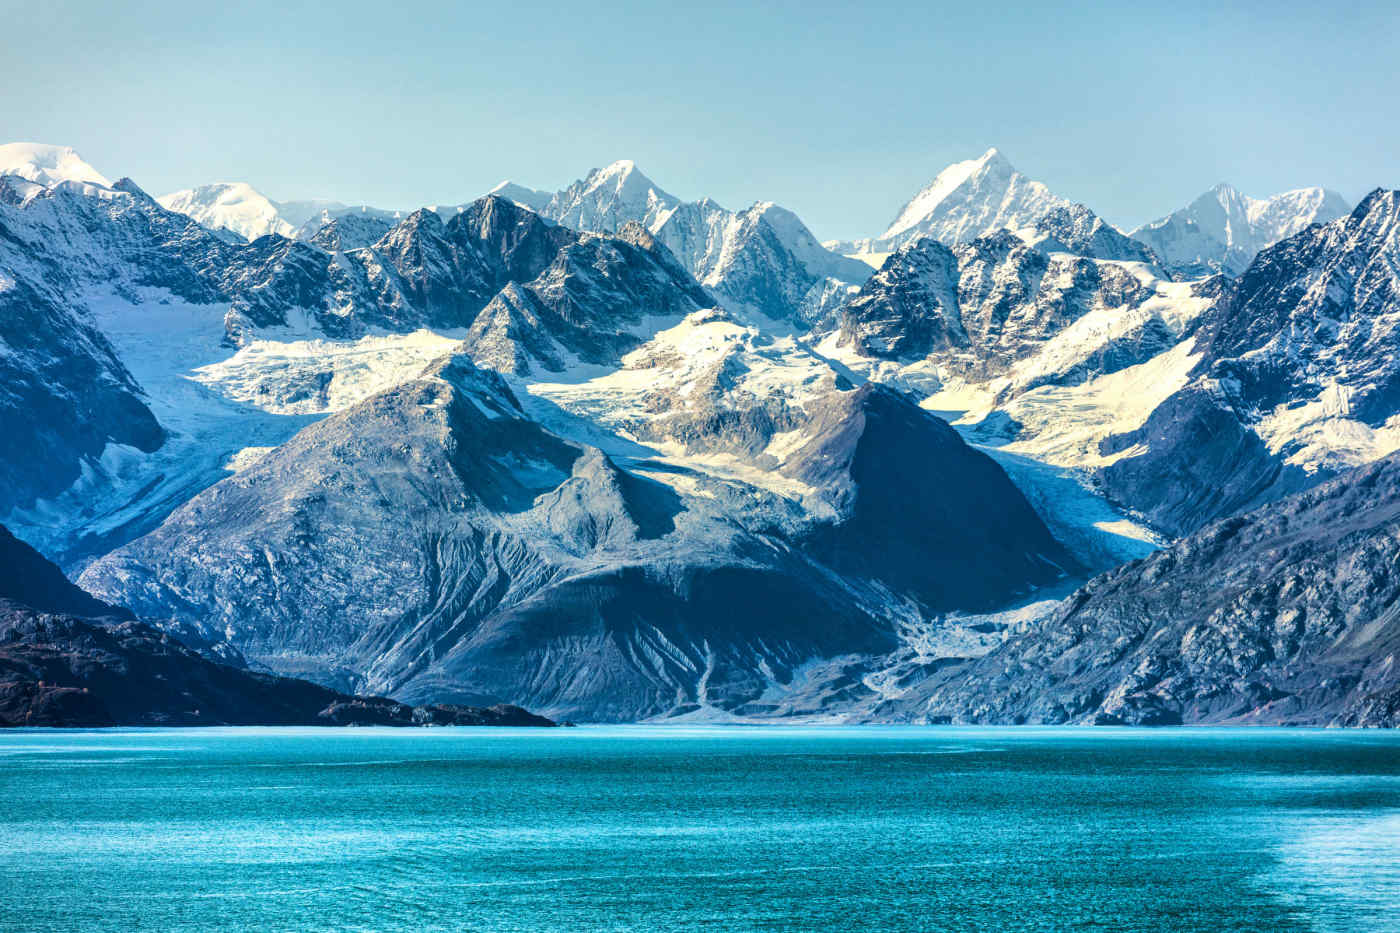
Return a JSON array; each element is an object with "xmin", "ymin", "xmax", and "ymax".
[
  {"xmin": 158, "ymin": 182, "xmax": 417, "ymax": 248},
  {"xmin": 497, "ymin": 160, "xmax": 873, "ymax": 323},
  {"xmin": 0, "ymin": 161, "xmax": 1082, "ymax": 721},
  {"xmin": 1099, "ymin": 189, "xmax": 1400, "ymax": 535},
  {"xmin": 161, "ymin": 157, "xmax": 871, "ymax": 326},
  {"xmin": 821, "ymin": 229, "xmax": 1201, "ymax": 396},
  {"xmin": 826, "ymin": 148, "xmax": 1158, "ymax": 269},
  {"xmin": 487, "ymin": 180, "xmax": 553, "ymax": 213},
  {"xmin": 540, "ymin": 159, "xmax": 681, "ymax": 234},
  {"xmin": 880, "ymin": 148, "xmax": 1066, "ymax": 249},
  {"xmin": 0, "ymin": 143, "xmax": 111, "ymax": 188},
  {"xmin": 157, "ymin": 182, "xmax": 299, "ymax": 241},
  {"xmin": 1131, "ymin": 183, "xmax": 1351, "ymax": 277},
  {"xmin": 286, "ymin": 203, "xmax": 408, "ymax": 247},
  {"xmin": 819, "ymin": 188, "xmax": 1400, "ymax": 549},
  {"xmin": 651, "ymin": 198, "xmax": 873, "ymax": 323},
  {"xmin": 0, "ymin": 169, "xmax": 706, "ymax": 562}
]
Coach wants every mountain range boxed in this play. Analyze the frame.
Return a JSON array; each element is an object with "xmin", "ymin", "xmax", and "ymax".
[{"xmin": 0, "ymin": 140, "xmax": 1394, "ymax": 725}]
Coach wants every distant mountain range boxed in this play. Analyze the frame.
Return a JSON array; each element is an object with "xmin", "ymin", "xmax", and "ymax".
[
  {"xmin": 823, "ymin": 147, "xmax": 1351, "ymax": 279},
  {"xmin": 0, "ymin": 140, "xmax": 1394, "ymax": 725}
]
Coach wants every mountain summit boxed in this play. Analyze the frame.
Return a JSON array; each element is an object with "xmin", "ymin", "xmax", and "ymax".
[
  {"xmin": 157, "ymin": 182, "xmax": 298, "ymax": 241},
  {"xmin": 0, "ymin": 143, "xmax": 111, "ymax": 188},
  {"xmin": 1131, "ymin": 182, "xmax": 1351, "ymax": 277},
  {"xmin": 543, "ymin": 160, "xmax": 681, "ymax": 234},
  {"xmin": 827, "ymin": 148, "xmax": 1151, "ymax": 266},
  {"xmin": 877, "ymin": 148, "xmax": 1052, "ymax": 247}
]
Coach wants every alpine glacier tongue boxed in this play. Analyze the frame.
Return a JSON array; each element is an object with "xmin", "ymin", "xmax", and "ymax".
[{"xmin": 0, "ymin": 142, "xmax": 112, "ymax": 188}]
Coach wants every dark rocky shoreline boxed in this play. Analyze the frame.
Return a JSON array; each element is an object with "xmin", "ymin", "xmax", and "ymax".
[{"xmin": 0, "ymin": 526, "xmax": 557, "ymax": 729}]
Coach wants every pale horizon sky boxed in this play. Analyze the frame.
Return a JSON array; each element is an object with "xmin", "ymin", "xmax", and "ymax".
[{"xmin": 2, "ymin": 0, "xmax": 1397, "ymax": 241}]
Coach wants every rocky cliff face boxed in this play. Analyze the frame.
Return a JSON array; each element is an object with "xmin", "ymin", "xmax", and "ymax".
[
  {"xmin": 897, "ymin": 452, "xmax": 1400, "ymax": 727},
  {"xmin": 827, "ymin": 230, "xmax": 1174, "ymax": 388},
  {"xmin": 0, "ymin": 180, "xmax": 171, "ymax": 515}
]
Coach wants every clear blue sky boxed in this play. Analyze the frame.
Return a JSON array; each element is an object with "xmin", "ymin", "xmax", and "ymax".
[{"xmin": 3, "ymin": 0, "xmax": 1396, "ymax": 240}]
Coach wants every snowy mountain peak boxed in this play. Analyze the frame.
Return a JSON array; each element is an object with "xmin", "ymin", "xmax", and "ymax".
[
  {"xmin": 157, "ymin": 182, "xmax": 294, "ymax": 242},
  {"xmin": 1132, "ymin": 181, "xmax": 1352, "ymax": 277},
  {"xmin": 543, "ymin": 160, "xmax": 680, "ymax": 235},
  {"xmin": 487, "ymin": 181, "xmax": 552, "ymax": 212},
  {"xmin": 871, "ymin": 147, "xmax": 1066, "ymax": 250},
  {"xmin": 1351, "ymin": 187, "xmax": 1399, "ymax": 235},
  {"xmin": 111, "ymin": 178, "xmax": 153, "ymax": 200},
  {"xmin": 0, "ymin": 142, "xmax": 112, "ymax": 188},
  {"xmin": 595, "ymin": 158, "xmax": 640, "ymax": 180},
  {"xmin": 583, "ymin": 160, "xmax": 671, "ymax": 205}
]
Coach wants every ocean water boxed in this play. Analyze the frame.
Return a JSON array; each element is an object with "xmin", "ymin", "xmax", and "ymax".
[{"xmin": 1, "ymin": 727, "xmax": 1397, "ymax": 932}]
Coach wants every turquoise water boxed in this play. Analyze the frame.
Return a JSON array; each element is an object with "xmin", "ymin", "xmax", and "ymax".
[{"xmin": 1, "ymin": 727, "xmax": 1398, "ymax": 932}]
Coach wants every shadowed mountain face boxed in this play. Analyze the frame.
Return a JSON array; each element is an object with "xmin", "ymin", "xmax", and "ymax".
[
  {"xmin": 0, "ymin": 524, "xmax": 129, "ymax": 619},
  {"xmin": 784, "ymin": 384, "xmax": 1073, "ymax": 609},
  {"xmin": 897, "ymin": 453, "xmax": 1400, "ymax": 727},
  {"xmin": 0, "ymin": 182, "xmax": 171, "ymax": 514},
  {"xmin": 80, "ymin": 356, "xmax": 1074, "ymax": 721}
]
